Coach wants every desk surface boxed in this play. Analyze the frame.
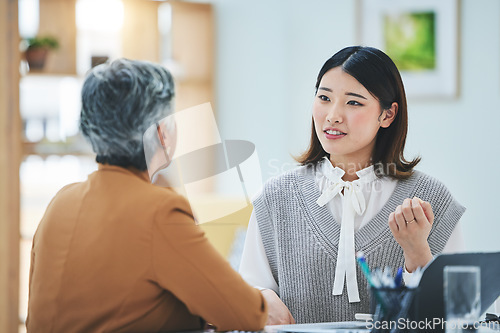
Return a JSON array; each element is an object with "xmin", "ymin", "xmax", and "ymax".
[{"xmin": 186, "ymin": 321, "xmax": 500, "ymax": 333}]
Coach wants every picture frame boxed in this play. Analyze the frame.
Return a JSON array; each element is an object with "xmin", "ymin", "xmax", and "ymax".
[{"xmin": 359, "ymin": 0, "xmax": 459, "ymax": 99}]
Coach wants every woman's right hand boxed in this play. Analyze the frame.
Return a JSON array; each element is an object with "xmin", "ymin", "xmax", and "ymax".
[{"xmin": 260, "ymin": 289, "xmax": 296, "ymax": 325}]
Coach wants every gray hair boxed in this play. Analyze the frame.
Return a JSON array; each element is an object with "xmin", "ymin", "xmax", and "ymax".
[{"xmin": 80, "ymin": 59, "xmax": 175, "ymax": 170}]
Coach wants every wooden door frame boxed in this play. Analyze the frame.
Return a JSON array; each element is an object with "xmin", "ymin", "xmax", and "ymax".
[{"xmin": 0, "ymin": 0, "xmax": 21, "ymax": 332}]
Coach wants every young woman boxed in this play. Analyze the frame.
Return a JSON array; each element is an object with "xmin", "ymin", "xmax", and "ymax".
[{"xmin": 239, "ymin": 46, "xmax": 465, "ymax": 325}]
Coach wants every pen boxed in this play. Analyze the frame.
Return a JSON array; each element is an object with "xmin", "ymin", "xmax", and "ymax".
[
  {"xmin": 394, "ymin": 267, "xmax": 403, "ymax": 288},
  {"xmin": 356, "ymin": 252, "xmax": 387, "ymax": 312},
  {"xmin": 356, "ymin": 252, "xmax": 374, "ymax": 286}
]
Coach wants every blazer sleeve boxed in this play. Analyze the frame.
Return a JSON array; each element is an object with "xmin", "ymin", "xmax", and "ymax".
[{"xmin": 151, "ymin": 195, "xmax": 267, "ymax": 332}]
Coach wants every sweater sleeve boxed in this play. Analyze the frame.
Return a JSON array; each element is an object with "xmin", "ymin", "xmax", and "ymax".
[{"xmin": 151, "ymin": 195, "xmax": 267, "ymax": 332}]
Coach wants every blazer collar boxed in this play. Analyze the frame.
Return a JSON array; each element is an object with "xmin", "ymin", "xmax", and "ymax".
[{"xmin": 97, "ymin": 163, "xmax": 150, "ymax": 182}]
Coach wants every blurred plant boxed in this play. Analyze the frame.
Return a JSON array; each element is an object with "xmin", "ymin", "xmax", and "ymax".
[
  {"xmin": 25, "ymin": 36, "xmax": 59, "ymax": 50},
  {"xmin": 23, "ymin": 35, "xmax": 60, "ymax": 71}
]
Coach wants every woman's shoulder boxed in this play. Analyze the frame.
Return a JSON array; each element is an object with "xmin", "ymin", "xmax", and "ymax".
[
  {"xmin": 405, "ymin": 170, "xmax": 466, "ymax": 228},
  {"xmin": 148, "ymin": 184, "xmax": 191, "ymax": 208},
  {"xmin": 405, "ymin": 170, "xmax": 450, "ymax": 192},
  {"xmin": 265, "ymin": 164, "xmax": 316, "ymax": 186},
  {"xmin": 404, "ymin": 170, "xmax": 460, "ymax": 208},
  {"xmin": 256, "ymin": 163, "xmax": 317, "ymax": 200},
  {"xmin": 146, "ymin": 186, "xmax": 198, "ymax": 227}
]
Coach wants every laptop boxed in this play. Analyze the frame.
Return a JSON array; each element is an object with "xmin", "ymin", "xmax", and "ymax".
[{"xmin": 412, "ymin": 252, "xmax": 500, "ymax": 324}]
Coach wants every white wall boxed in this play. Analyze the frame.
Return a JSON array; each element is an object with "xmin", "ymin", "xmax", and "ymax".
[
  {"xmin": 210, "ymin": 0, "xmax": 500, "ymax": 252},
  {"xmin": 405, "ymin": 0, "xmax": 500, "ymax": 252}
]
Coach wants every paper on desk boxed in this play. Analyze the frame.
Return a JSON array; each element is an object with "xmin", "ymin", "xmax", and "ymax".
[{"xmin": 265, "ymin": 321, "xmax": 370, "ymax": 333}]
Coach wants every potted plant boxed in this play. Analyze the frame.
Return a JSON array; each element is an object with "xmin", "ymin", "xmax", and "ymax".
[{"xmin": 24, "ymin": 36, "xmax": 59, "ymax": 70}]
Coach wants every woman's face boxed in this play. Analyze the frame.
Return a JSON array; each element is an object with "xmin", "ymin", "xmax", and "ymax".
[{"xmin": 312, "ymin": 67, "xmax": 394, "ymax": 169}]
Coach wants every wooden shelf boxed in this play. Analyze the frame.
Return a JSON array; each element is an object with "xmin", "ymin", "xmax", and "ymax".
[{"xmin": 22, "ymin": 137, "xmax": 93, "ymax": 158}]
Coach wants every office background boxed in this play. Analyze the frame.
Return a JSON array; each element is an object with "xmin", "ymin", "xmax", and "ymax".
[{"xmin": 1, "ymin": 0, "xmax": 499, "ymax": 332}]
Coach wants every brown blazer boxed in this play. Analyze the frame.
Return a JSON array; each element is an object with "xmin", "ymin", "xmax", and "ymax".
[{"xmin": 27, "ymin": 164, "xmax": 267, "ymax": 332}]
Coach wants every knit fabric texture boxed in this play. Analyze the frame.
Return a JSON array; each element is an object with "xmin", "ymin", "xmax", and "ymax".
[{"xmin": 254, "ymin": 165, "xmax": 465, "ymax": 323}]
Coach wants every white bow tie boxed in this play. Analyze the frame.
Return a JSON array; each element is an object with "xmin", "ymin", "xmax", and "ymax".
[
  {"xmin": 316, "ymin": 180, "xmax": 367, "ymax": 215},
  {"xmin": 316, "ymin": 174, "xmax": 368, "ymax": 303}
]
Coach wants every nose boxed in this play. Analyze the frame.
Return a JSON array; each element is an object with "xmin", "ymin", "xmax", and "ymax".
[{"xmin": 326, "ymin": 102, "xmax": 343, "ymax": 124}]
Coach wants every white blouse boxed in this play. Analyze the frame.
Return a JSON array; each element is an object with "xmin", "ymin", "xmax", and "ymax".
[{"xmin": 239, "ymin": 159, "xmax": 465, "ymax": 298}]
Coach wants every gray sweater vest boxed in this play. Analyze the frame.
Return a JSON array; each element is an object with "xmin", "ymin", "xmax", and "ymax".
[{"xmin": 254, "ymin": 166, "xmax": 465, "ymax": 323}]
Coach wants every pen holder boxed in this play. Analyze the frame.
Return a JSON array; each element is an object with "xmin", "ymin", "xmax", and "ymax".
[{"xmin": 370, "ymin": 287, "xmax": 418, "ymax": 333}]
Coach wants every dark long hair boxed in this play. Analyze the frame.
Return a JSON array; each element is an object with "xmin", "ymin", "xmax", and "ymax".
[{"xmin": 296, "ymin": 46, "xmax": 420, "ymax": 179}]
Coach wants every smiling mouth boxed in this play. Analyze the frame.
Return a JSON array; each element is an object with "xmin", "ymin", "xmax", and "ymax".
[{"xmin": 325, "ymin": 129, "xmax": 346, "ymax": 135}]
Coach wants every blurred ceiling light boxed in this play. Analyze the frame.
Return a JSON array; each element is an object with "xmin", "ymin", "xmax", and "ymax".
[{"xmin": 76, "ymin": 0, "xmax": 124, "ymax": 32}]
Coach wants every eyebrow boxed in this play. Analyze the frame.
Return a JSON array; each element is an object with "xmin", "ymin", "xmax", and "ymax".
[
  {"xmin": 346, "ymin": 92, "xmax": 367, "ymax": 100},
  {"xmin": 318, "ymin": 87, "xmax": 367, "ymax": 100}
]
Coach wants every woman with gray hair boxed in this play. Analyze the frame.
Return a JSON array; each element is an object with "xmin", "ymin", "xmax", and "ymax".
[
  {"xmin": 80, "ymin": 58, "xmax": 175, "ymax": 171},
  {"xmin": 26, "ymin": 59, "xmax": 267, "ymax": 332}
]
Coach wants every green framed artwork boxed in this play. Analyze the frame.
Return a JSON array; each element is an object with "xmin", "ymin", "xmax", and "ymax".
[
  {"xmin": 360, "ymin": 0, "xmax": 458, "ymax": 99},
  {"xmin": 384, "ymin": 11, "xmax": 436, "ymax": 71}
]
